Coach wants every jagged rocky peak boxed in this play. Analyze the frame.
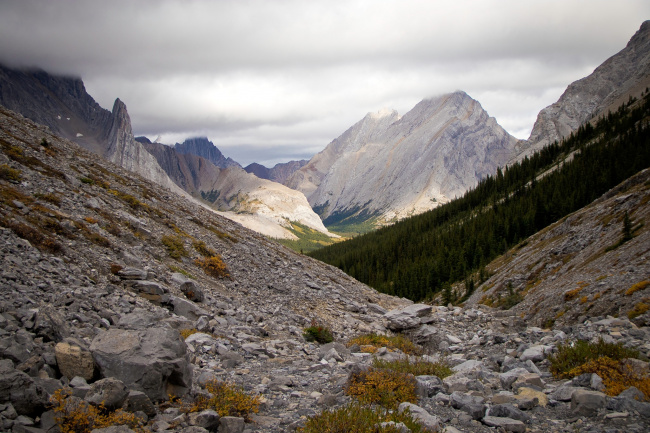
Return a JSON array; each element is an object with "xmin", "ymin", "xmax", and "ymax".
[
  {"xmin": 175, "ymin": 136, "xmax": 241, "ymax": 169},
  {"xmin": 515, "ymin": 20, "xmax": 650, "ymax": 161},
  {"xmin": 244, "ymin": 159, "xmax": 308, "ymax": 185},
  {"xmin": 290, "ymin": 90, "xmax": 518, "ymax": 227}
]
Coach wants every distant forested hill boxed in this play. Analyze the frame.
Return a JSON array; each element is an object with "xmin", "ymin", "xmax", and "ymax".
[{"xmin": 310, "ymin": 93, "xmax": 650, "ymax": 302}]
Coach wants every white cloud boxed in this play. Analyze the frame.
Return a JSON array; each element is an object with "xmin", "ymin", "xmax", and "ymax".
[{"xmin": 0, "ymin": 0, "xmax": 648, "ymax": 166}]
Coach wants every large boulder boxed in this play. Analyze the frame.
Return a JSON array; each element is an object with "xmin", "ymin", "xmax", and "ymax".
[
  {"xmin": 0, "ymin": 359, "xmax": 48, "ymax": 416},
  {"xmin": 55, "ymin": 341, "xmax": 95, "ymax": 381},
  {"xmin": 90, "ymin": 326, "xmax": 192, "ymax": 401},
  {"xmin": 384, "ymin": 304, "xmax": 432, "ymax": 331}
]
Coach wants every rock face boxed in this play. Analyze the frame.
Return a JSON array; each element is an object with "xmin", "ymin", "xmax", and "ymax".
[
  {"xmin": 514, "ymin": 20, "xmax": 650, "ymax": 161},
  {"xmin": 174, "ymin": 137, "xmax": 241, "ymax": 170},
  {"xmin": 143, "ymin": 140, "xmax": 334, "ymax": 240},
  {"xmin": 244, "ymin": 160, "xmax": 308, "ymax": 185},
  {"xmin": 0, "ymin": 64, "xmax": 184, "ymax": 196},
  {"xmin": 287, "ymin": 92, "xmax": 518, "ymax": 226}
]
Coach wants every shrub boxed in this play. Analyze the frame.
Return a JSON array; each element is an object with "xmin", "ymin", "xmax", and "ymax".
[
  {"xmin": 373, "ymin": 357, "xmax": 453, "ymax": 379},
  {"xmin": 50, "ymin": 388, "xmax": 143, "ymax": 433},
  {"xmin": 299, "ymin": 402, "xmax": 426, "ymax": 433},
  {"xmin": 303, "ymin": 321, "xmax": 334, "ymax": 344},
  {"xmin": 569, "ymin": 356, "xmax": 650, "ymax": 399},
  {"xmin": 34, "ymin": 192, "xmax": 62, "ymax": 206},
  {"xmin": 626, "ymin": 280, "xmax": 650, "ymax": 296},
  {"xmin": 109, "ymin": 264, "xmax": 123, "ymax": 275},
  {"xmin": 162, "ymin": 235, "xmax": 188, "ymax": 259},
  {"xmin": 188, "ymin": 380, "xmax": 259, "ymax": 421},
  {"xmin": 0, "ymin": 164, "xmax": 21, "ymax": 182},
  {"xmin": 549, "ymin": 339, "xmax": 640, "ymax": 379},
  {"xmin": 347, "ymin": 333, "xmax": 421, "ymax": 355},
  {"xmin": 628, "ymin": 301, "xmax": 650, "ymax": 319},
  {"xmin": 564, "ymin": 287, "xmax": 582, "ymax": 301},
  {"xmin": 193, "ymin": 240, "xmax": 216, "ymax": 257},
  {"xmin": 180, "ymin": 328, "xmax": 198, "ymax": 339},
  {"xmin": 346, "ymin": 367, "xmax": 417, "ymax": 409},
  {"xmin": 0, "ymin": 218, "xmax": 62, "ymax": 253},
  {"xmin": 194, "ymin": 255, "xmax": 229, "ymax": 278},
  {"xmin": 74, "ymin": 221, "xmax": 110, "ymax": 247}
]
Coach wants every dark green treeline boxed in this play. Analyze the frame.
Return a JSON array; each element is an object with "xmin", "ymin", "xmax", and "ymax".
[{"xmin": 309, "ymin": 93, "xmax": 650, "ymax": 302}]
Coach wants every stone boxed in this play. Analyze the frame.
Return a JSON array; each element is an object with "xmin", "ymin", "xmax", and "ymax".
[
  {"xmin": 0, "ymin": 359, "xmax": 48, "ymax": 416},
  {"xmin": 415, "ymin": 375, "xmax": 444, "ymax": 398},
  {"xmin": 218, "ymin": 416, "xmax": 245, "ymax": 433},
  {"xmin": 517, "ymin": 387, "xmax": 548, "ymax": 407},
  {"xmin": 452, "ymin": 360, "xmax": 483, "ymax": 373},
  {"xmin": 384, "ymin": 304, "xmax": 432, "ymax": 331},
  {"xmin": 188, "ymin": 409, "xmax": 220, "ymax": 432},
  {"xmin": 170, "ymin": 296, "xmax": 210, "ymax": 321},
  {"xmin": 378, "ymin": 421, "xmax": 410, "ymax": 432},
  {"xmin": 549, "ymin": 382, "xmax": 582, "ymax": 401},
  {"xmin": 180, "ymin": 281, "xmax": 204, "ymax": 303},
  {"xmin": 55, "ymin": 342, "xmax": 95, "ymax": 381},
  {"xmin": 90, "ymin": 326, "xmax": 192, "ymax": 401},
  {"xmin": 124, "ymin": 390, "xmax": 156, "ymax": 417},
  {"xmin": 449, "ymin": 391, "xmax": 485, "ymax": 420},
  {"xmin": 571, "ymin": 389, "xmax": 607, "ymax": 416},
  {"xmin": 85, "ymin": 377, "xmax": 129, "ymax": 410},
  {"xmin": 90, "ymin": 426, "xmax": 136, "ymax": 433},
  {"xmin": 33, "ymin": 305, "xmax": 71, "ymax": 342},
  {"xmin": 398, "ymin": 402, "xmax": 440, "ymax": 430},
  {"xmin": 511, "ymin": 372, "xmax": 544, "ymax": 390},
  {"xmin": 487, "ymin": 403, "xmax": 531, "ymax": 423},
  {"xmin": 482, "ymin": 416, "xmax": 526, "ymax": 433}
]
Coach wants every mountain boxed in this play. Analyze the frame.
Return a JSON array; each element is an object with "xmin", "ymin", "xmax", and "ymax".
[
  {"xmin": 244, "ymin": 159, "xmax": 308, "ymax": 184},
  {"xmin": 310, "ymin": 92, "xmax": 650, "ymax": 307},
  {"xmin": 2, "ymin": 103, "xmax": 650, "ymax": 433},
  {"xmin": 287, "ymin": 92, "xmax": 519, "ymax": 229},
  {"xmin": 0, "ymin": 64, "xmax": 183, "ymax": 194},
  {"xmin": 514, "ymin": 20, "xmax": 650, "ymax": 161},
  {"xmin": 142, "ymin": 140, "xmax": 334, "ymax": 240},
  {"xmin": 174, "ymin": 137, "xmax": 241, "ymax": 169}
]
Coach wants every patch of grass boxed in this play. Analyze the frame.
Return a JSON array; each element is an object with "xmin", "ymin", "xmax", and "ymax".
[
  {"xmin": 626, "ymin": 280, "xmax": 650, "ymax": 296},
  {"xmin": 373, "ymin": 357, "xmax": 453, "ymax": 379},
  {"xmin": 549, "ymin": 339, "xmax": 640, "ymax": 379},
  {"xmin": 193, "ymin": 240, "xmax": 216, "ymax": 257},
  {"xmin": 50, "ymin": 388, "xmax": 144, "ymax": 433},
  {"xmin": 347, "ymin": 333, "xmax": 422, "ymax": 355},
  {"xmin": 185, "ymin": 380, "xmax": 259, "ymax": 422},
  {"xmin": 564, "ymin": 286, "xmax": 582, "ymax": 302},
  {"xmin": 0, "ymin": 164, "xmax": 21, "ymax": 182},
  {"xmin": 75, "ymin": 221, "xmax": 110, "ymax": 247},
  {"xmin": 303, "ymin": 321, "xmax": 334, "ymax": 344},
  {"xmin": 346, "ymin": 367, "xmax": 417, "ymax": 409},
  {"xmin": 34, "ymin": 192, "xmax": 62, "ymax": 206},
  {"xmin": 180, "ymin": 328, "xmax": 199, "ymax": 339},
  {"xmin": 628, "ymin": 301, "xmax": 650, "ymax": 320},
  {"xmin": 275, "ymin": 221, "xmax": 342, "ymax": 253},
  {"xmin": 0, "ymin": 217, "xmax": 62, "ymax": 253},
  {"xmin": 194, "ymin": 255, "xmax": 229, "ymax": 279},
  {"xmin": 169, "ymin": 265, "xmax": 194, "ymax": 279},
  {"xmin": 299, "ymin": 402, "xmax": 427, "ymax": 433},
  {"xmin": 162, "ymin": 235, "xmax": 188, "ymax": 260}
]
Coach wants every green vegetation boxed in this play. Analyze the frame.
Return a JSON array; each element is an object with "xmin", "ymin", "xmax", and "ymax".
[
  {"xmin": 161, "ymin": 234, "xmax": 188, "ymax": 259},
  {"xmin": 0, "ymin": 164, "xmax": 21, "ymax": 182},
  {"xmin": 346, "ymin": 367, "xmax": 417, "ymax": 409},
  {"xmin": 185, "ymin": 380, "xmax": 260, "ymax": 421},
  {"xmin": 299, "ymin": 403, "xmax": 427, "ymax": 433},
  {"xmin": 194, "ymin": 255, "xmax": 230, "ymax": 279},
  {"xmin": 548, "ymin": 339, "xmax": 649, "ymax": 399},
  {"xmin": 310, "ymin": 93, "xmax": 650, "ymax": 302},
  {"xmin": 605, "ymin": 210, "xmax": 644, "ymax": 251},
  {"xmin": 303, "ymin": 321, "xmax": 334, "ymax": 344},
  {"xmin": 347, "ymin": 333, "xmax": 422, "ymax": 355},
  {"xmin": 548, "ymin": 339, "xmax": 640, "ymax": 379},
  {"xmin": 373, "ymin": 357, "xmax": 452, "ymax": 379},
  {"xmin": 275, "ymin": 221, "xmax": 342, "ymax": 253}
]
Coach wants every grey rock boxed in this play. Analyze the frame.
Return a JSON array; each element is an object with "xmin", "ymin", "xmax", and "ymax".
[
  {"xmin": 90, "ymin": 426, "xmax": 136, "ymax": 433},
  {"xmin": 0, "ymin": 360, "xmax": 47, "ymax": 416},
  {"xmin": 124, "ymin": 390, "xmax": 156, "ymax": 418},
  {"xmin": 482, "ymin": 416, "xmax": 526, "ymax": 433},
  {"xmin": 219, "ymin": 416, "xmax": 245, "ymax": 433},
  {"xmin": 487, "ymin": 403, "xmax": 531, "ymax": 423},
  {"xmin": 90, "ymin": 326, "xmax": 192, "ymax": 401},
  {"xmin": 384, "ymin": 304, "xmax": 432, "ymax": 331},
  {"xmin": 398, "ymin": 402, "xmax": 440, "ymax": 430},
  {"xmin": 188, "ymin": 409, "xmax": 220, "ymax": 432},
  {"xmin": 85, "ymin": 377, "xmax": 129, "ymax": 410},
  {"xmin": 55, "ymin": 341, "xmax": 95, "ymax": 381},
  {"xmin": 571, "ymin": 389, "xmax": 607, "ymax": 416}
]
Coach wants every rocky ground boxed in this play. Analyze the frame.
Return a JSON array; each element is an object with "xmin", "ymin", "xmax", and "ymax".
[{"xmin": 1, "ymin": 105, "xmax": 649, "ymax": 433}]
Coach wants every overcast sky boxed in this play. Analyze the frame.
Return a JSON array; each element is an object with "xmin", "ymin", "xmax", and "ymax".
[{"xmin": 0, "ymin": 1, "xmax": 648, "ymax": 167}]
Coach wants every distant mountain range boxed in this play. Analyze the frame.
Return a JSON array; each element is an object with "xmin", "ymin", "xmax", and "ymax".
[{"xmin": 0, "ymin": 64, "xmax": 334, "ymax": 240}]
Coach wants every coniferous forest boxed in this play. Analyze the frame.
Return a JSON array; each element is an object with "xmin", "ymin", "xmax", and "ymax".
[{"xmin": 310, "ymin": 93, "xmax": 650, "ymax": 302}]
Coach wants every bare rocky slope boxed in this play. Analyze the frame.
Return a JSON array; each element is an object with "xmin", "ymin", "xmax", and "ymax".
[
  {"xmin": 287, "ymin": 92, "xmax": 519, "ymax": 227},
  {"xmin": 2, "ymin": 106, "xmax": 650, "ymax": 432},
  {"xmin": 244, "ymin": 160, "xmax": 308, "ymax": 185},
  {"xmin": 514, "ymin": 20, "xmax": 650, "ymax": 162}
]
